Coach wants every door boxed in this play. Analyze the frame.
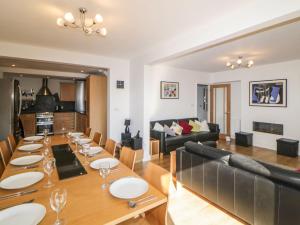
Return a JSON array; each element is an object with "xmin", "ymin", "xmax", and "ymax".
[
  {"xmin": 210, "ymin": 84, "xmax": 231, "ymax": 139},
  {"xmin": 197, "ymin": 85, "xmax": 208, "ymax": 120}
]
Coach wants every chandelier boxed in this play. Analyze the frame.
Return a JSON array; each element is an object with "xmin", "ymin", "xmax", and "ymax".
[
  {"xmin": 56, "ymin": 8, "xmax": 107, "ymax": 36},
  {"xmin": 226, "ymin": 56, "xmax": 254, "ymax": 69}
]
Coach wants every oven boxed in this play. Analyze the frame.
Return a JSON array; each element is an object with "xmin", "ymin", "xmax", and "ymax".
[{"xmin": 36, "ymin": 112, "xmax": 54, "ymax": 136}]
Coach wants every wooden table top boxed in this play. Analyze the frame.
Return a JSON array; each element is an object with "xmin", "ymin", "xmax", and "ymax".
[{"xmin": 0, "ymin": 135, "xmax": 167, "ymax": 225}]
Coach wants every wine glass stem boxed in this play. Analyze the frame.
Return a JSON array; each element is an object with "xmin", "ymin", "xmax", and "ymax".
[
  {"xmin": 56, "ymin": 210, "xmax": 60, "ymax": 223},
  {"xmin": 48, "ymin": 174, "xmax": 51, "ymax": 185}
]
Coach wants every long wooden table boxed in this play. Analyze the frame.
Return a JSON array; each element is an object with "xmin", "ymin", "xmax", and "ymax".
[{"xmin": 0, "ymin": 135, "xmax": 167, "ymax": 225}]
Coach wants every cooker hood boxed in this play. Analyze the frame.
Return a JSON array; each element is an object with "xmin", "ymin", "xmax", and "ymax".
[{"xmin": 37, "ymin": 78, "xmax": 52, "ymax": 96}]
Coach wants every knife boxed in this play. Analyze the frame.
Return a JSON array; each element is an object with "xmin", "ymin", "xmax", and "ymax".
[
  {"xmin": 12, "ymin": 165, "xmax": 39, "ymax": 171},
  {"xmin": 0, "ymin": 189, "xmax": 38, "ymax": 200}
]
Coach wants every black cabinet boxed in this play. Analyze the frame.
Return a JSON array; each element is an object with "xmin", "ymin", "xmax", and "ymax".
[
  {"xmin": 235, "ymin": 132, "xmax": 253, "ymax": 147},
  {"xmin": 277, "ymin": 138, "xmax": 299, "ymax": 157}
]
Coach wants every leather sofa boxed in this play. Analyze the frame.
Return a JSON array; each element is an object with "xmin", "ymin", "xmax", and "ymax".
[
  {"xmin": 176, "ymin": 141, "xmax": 300, "ymax": 225},
  {"xmin": 150, "ymin": 118, "xmax": 219, "ymax": 154}
]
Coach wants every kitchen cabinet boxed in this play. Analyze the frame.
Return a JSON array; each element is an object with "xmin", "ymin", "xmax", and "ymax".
[
  {"xmin": 20, "ymin": 113, "xmax": 36, "ymax": 137},
  {"xmin": 60, "ymin": 83, "xmax": 75, "ymax": 101},
  {"xmin": 75, "ymin": 112, "xmax": 87, "ymax": 133},
  {"xmin": 54, "ymin": 112, "xmax": 75, "ymax": 133}
]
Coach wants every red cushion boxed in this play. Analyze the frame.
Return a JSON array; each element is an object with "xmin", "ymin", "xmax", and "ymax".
[
  {"xmin": 295, "ymin": 168, "xmax": 300, "ymax": 172},
  {"xmin": 178, "ymin": 120, "xmax": 192, "ymax": 134}
]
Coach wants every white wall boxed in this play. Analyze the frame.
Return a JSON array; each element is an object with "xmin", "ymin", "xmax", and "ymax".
[
  {"xmin": 145, "ymin": 65, "xmax": 210, "ymax": 121},
  {"xmin": 0, "ymin": 41, "xmax": 130, "ymax": 142},
  {"xmin": 211, "ymin": 60, "xmax": 300, "ymax": 152}
]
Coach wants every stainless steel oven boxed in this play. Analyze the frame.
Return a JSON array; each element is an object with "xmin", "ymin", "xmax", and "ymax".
[{"xmin": 36, "ymin": 112, "xmax": 54, "ymax": 136}]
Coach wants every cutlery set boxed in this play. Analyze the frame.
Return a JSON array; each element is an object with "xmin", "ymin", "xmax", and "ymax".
[
  {"xmin": 12, "ymin": 165, "xmax": 39, "ymax": 171},
  {"xmin": 128, "ymin": 195, "xmax": 157, "ymax": 208},
  {"xmin": 0, "ymin": 189, "xmax": 37, "ymax": 201}
]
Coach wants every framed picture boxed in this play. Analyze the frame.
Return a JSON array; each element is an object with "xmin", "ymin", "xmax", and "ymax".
[
  {"xmin": 160, "ymin": 81, "xmax": 179, "ymax": 99},
  {"xmin": 249, "ymin": 79, "xmax": 287, "ymax": 107}
]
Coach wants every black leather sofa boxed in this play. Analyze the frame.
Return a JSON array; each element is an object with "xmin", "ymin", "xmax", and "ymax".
[
  {"xmin": 150, "ymin": 118, "xmax": 219, "ymax": 154},
  {"xmin": 176, "ymin": 141, "xmax": 300, "ymax": 225}
]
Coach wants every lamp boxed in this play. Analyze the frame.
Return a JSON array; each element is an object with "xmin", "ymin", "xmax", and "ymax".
[
  {"xmin": 226, "ymin": 56, "xmax": 254, "ymax": 70},
  {"xmin": 124, "ymin": 119, "xmax": 130, "ymax": 133}
]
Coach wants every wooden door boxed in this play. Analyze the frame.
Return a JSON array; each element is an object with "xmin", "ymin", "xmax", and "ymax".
[{"xmin": 210, "ymin": 84, "xmax": 231, "ymax": 139}]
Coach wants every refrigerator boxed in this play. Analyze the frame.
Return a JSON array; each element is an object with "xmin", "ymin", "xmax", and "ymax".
[
  {"xmin": 0, "ymin": 78, "xmax": 22, "ymax": 140},
  {"xmin": 75, "ymin": 80, "xmax": 86, "ymax": 114}
]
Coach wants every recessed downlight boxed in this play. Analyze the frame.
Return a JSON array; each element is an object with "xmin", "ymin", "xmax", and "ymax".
[
  {"xmin": 11, "ymin": 64, "xmax": 16, "ymax": 67},
  {"xmin": 81, "ymin": 70, "xmax": 84, "ymax": 73}
]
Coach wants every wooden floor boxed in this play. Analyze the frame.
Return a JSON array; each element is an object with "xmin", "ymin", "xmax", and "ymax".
[{"xmin": 134, "ymin": 140, "xmax": 300, "ymax": 225}]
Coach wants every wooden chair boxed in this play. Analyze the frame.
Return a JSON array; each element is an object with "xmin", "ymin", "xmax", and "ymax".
[
  {"xmin": 7, "ymin": 134, "xmax": 17, "ymax": 154},
  {"xmin": 0, "ymin": 157, "xmax": 4, "ymax": 178},
  {"xmin": 105, "ymin": 139, "xmax": 117, "ymax": 157},
  {"xmin": 85, "ymin": 128, "xmax": 91, "ymax": 137},
  {"xmin": 120, "ymin": 162, "xmax": 171, "ymax": 225},
  {"xmin": 0, "ymin": 141, "xmax": 11, "ymax": 167},
  {"xmin": 120, "ymin": 147, "xmax": 136, "ymax": 171},
  {"xmin": 93, "ymin": 132, "xmax": 102, "ymax": 145}
]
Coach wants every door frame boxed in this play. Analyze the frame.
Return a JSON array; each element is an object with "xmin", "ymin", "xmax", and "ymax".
[{"xmin": 210, "ymin": 84, "xmax": 231, "ymax": 139}]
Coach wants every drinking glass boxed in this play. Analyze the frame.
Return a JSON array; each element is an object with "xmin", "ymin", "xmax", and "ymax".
[
  {"xmin": 42, "ymin": 147, "xmax": 50, "ymax": 159},
  {"xmin": 74, "ymin": 136, "xmax": 80, "ymax": 153},
  {"xmin": 82, "ymin": 144, "xmax": 90, "ymax": 165},
  {"xmin": 44, "ymin": 136, "xmax": 51, "ymax": 147},
  {"xmin": 43, "ymin": 128, "xmax": 49, "ymax": 138},
  {"xmin": 99, "ymin": 162, "xmax": 111, "ymax": 190},
  {"xmin": 43, "ymin": 157, "xmax": 56, "ymax": 188},
  {"xmin": 61, "ymin": 127, "xmax": 66, "ymax": 137},
  {"xmin": 50, "ymin": 188, "xmax": 67, "ymax": 225}
]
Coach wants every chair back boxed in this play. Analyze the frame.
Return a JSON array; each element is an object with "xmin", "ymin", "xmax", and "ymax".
[
  {"xmin": 85, "ymin": 128, "xmax": 91, "ymax": 137},
  {"xmin": 120, "ymin": 147, "xmax": 136, "ymax": 170},
  {"xmin": 93, "ymin": 132, "xmax": 102, "ymax": 145},
  {"xmin": 0, "ymin": 141, "xmax": 11, "ymax": 167},
  {"xmin": 0, "ymin": 157, "xmax": 4, "ymax": 178},
  {"xmin": 7, "ymin": 134, "xmax": 17, "ymax": 154},
  {"xmin": 105, "ymin": 139, "xmax": 116, "ymax": 157}
]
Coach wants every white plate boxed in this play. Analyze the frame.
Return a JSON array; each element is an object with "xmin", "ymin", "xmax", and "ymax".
[
  {"xmin": 0, "ymin": 203, "xmax": 46, "ymax": 225},
  {"xmin": 71, "ymin": 132, "xmax": 84, "ymax": 137},
  {"xmin": 10, "ymin": 155, "xmax": 44, "ymax": 166},
  {"xmin": 78, "ymin": 138, "xmax": 92, "ymax": 145},
  {"xmin": 79, "ymin": 146, "xmax": 103, "ymax": 156},
  {"xmin": 0, "ymin": 172, "xmax": 44, "ymax": 190},
  {"xmin": 90, "ymin": 158, "xmax": 119, "ymax": 169},
  {"xmin": 18, "ymin": 144, "xmax": 43, "ymax": 152},
  {"xmin": 23, "ymin": 136, "xmax": 43, "ymax": 141},
  {"xmin": 109, "ymin": 177, "xmax": 149, "ymax": 199}
]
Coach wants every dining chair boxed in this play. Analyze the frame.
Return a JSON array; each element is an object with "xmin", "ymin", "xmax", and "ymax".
[
  {"xmin": 120, "ymin": 162, "xmax": 171, "ymax": 225},
  {"xmin": 7, "ymin": 134, "xmax": 17, "ymax": 154},
  {"xmin": 0, "ymin": 156, "xmax": 4, "ymax": 178},
  {"xmin": 119, "ymin": 147, "xmax": 136, "ymax": 171},
  {"xmin": 0, "ymin": 141, "xmax": 11, "ymax": 167},
  {"xmin": 85, "ymin": 127, "xmax": 91, "ymax": 137},
  {"xmin": 105, "ymin": 139, "xmax": 117, "ymax": 157},
  {"xmin": 93, "ymin": 132, "xmax": 102, "ymax": 145}
]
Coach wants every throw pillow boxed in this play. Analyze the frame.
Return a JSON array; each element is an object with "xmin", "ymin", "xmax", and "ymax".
[
  {"xmin": 199, "ymin": 120, "xmax": 210, "ymax": 132},
  {"xmin": 189, "ymin": 120, "xmax": 201, "ymax": 132},
  {"xmin": 170, "ymin": 122, "xmax": 183, "ymax": 135},
  {"xmin": 153, "ymin": 122, "xmax": 164, "ymax": 132},
  {"xmin": 164, "ymin": 125, "xmax": 176, "ymax": 137},
  {"xmin": 178, "ymin": 120, "xmax": 192, "ymax": 134}
]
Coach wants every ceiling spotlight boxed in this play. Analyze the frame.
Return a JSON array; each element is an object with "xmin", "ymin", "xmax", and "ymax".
[
  {"xmin": 94, "ymin": 14, "xmax": 103, "ymax": 23},
  {"xmin": 64, "ymin": 12, "xmax": 75, "ymax": 23},
  {"xmin": 226, "ymin": 62, "xmax": 231, "ymax": 67},
  {"xmin": 11, "ymin": 64, "xmax": 16, "ymax": 67},
  {"xmin": 248, "ymin": 60, "xmax": 254, "ymax": 66},
  {"xmin": 56, "ymin": 18, "xmax": 65, "ymax": 27},
  {"xmin": 81, "ymin": 70, "xmax": 84, "ymax": 73},
  {"xmin": 236, "ymin": 56, "xmax": 242, "ymax": 65},
  {"xmin": 230, "ymin": 64, "xmax": 235, "ymax": 69}
]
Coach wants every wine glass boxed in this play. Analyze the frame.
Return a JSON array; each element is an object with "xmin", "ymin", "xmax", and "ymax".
[
  {"xmin": 82, "ymin": 144, "xmax": 90, "ymax": 165},
  {"xmin": 44, "ymin": 136, "xmax": 51, "ymax": 147},
  {"xmin": 42, "ymin": 147, "xmax": 50, "ymax": 159},
  {"xmin": 43, "ymin": 157, "xmax": 56, "ymax": 188},
  {"xmin": 61, "ymin": 127, "xmax": 66, "ymax": 137},
  {"xmin": 50, "ymin": 188, "xmax": 67, "ymax": 225},
  {"xmin": 74, "ymin": 136, "xmax": 80, "ymax": 153},
  {"xmin": 99, "ymin": 162, "xmax": 111, "ymax": 190},
  {"xmin": 43, "ymin": 128, "xmax": 49, "ymax": 138}
]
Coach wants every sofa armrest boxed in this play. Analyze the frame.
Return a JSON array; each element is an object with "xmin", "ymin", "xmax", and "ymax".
[
  {"xmin": 150, "ymin": 129, "xmax": 166, "ymax": 154},
  {"xmin": 208, "ymin": 123, "xmax": 220, "ymax": 133}
]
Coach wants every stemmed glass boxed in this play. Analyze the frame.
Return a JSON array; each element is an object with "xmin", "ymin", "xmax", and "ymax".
[
  {"xmin": 44, "ymin": 136, "xmax": 51, "ymax": 147},
  {"xmin": 43, "ymin": 157, "xmax": 56, "ymax": 188},
  {"xmin": 61, "ymin": 126, "xmax": 66, "ymax": 137},
  {"xmin": 42, "ymin": 147, "xmax": 50, "ymax": 159},
  {"xmin": 43, "ymin": 128, "xmax": 49, "ymax": 138},
  {"xmin": 99, "ymin": 162, "xmax": 111, "ymax": 190},
  {"xmin": 50, "ymin": 189, "xmax": 67, "ymax": 225},
  {"xmin": 82, "ymin": 144, "xmax": 90, "ymax": 165},
  {"xmin": 74, "ymin": 136, "xmax": 80, "ymax": 153}
]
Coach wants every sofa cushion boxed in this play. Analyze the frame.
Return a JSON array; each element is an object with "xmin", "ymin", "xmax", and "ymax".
[
  {"xmin": 153, "ymin": 122, "xmax": 164, "ymax": 132},
  {"xmin": 189, "ymin": 120, "xmax": 201, "ymax": 132},
  {"xmin": 170, "ymin": 122, "xmax": 183, "ymax": 135},
  {"xmin": 179, "ymin": 120, "xmax": 192, "ymax": 134},
  {"xmin": 184, "ymin": 141, "xmax": 231, "ymax": 161},
  {"xmin": 163, "ymin": 125, "xmax": 176, "ymax": 137}
]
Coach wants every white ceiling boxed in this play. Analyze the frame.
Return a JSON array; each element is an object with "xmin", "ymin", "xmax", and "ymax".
[
  {"xmin": 0, "ymin": 0, "xmax": 251, "ymax": 59},
  {"xmin": 163, "ymin": 20, "xmax": 300, "ymax": 72}
]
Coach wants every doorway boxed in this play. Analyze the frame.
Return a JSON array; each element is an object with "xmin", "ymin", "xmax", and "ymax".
[
  {"xmin": 197, "ymin": 84, "xmax": 208, "ymax": 121},
  {"xmin": 210, "ymin": 84, "xmax": 231, "ymax": 139}
]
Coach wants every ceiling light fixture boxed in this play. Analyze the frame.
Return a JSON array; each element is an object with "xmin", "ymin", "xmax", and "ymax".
[
  {"xmin": 80, "ymin": 70, "xmax": 84, "ymax": 73},
  {"xmin": 57, "ymin": 7, "xmax": 107, "ymax": 36},
  {"xmin": 11, "ymin": 64, "xmax": 16, "ymax": 67},
  {"xmin": 226, "ymin": 56, "xmax": 254, "ymax": 69}
]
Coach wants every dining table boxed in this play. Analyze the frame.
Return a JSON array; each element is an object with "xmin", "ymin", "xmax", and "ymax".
[{"xmin": 0, "ymin": 135, "xmax": 167, "ymax": 225}]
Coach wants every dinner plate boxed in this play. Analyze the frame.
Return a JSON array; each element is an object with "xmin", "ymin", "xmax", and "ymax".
[
  {"xmin": 18, "ymin": 144, "xmax": 43, "ymax": 152},
  {"xmin": 78, "ymin": 138, "xmax": 92, "ymax": 145},
  {"xmin": 79, "ymin": 146, "xmax": 103, "ymax": 156},
  {"xmin": 0, "ymin": 203, "xmax": 46, "ymax": 225},
  {"xmin": 0, "ymin": 172, "xmax": 44, "ymax": 190},
  {"xmin": 90, "ymin": 158, "xmax": 119, "ymax": 169},
  {"xmin": 109, "ymin": 177, "xmax": 149, "ymax": 199},
  {"xmin": 10, "ymin": 155, "xmax": 44, "ymax": 166},
  {"xmin": 23, "ymin": 136, "xmax": 43, "ymax": 141},
  {"xmin": 71, "ymin": 132, "xmax": 84, "ymax": 137}
]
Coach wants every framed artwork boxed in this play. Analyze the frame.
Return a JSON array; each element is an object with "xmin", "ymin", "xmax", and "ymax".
[
  {"xmin": 160, "ymin": 81, "xmax": 179, "ymax": 99},
  {"xmin": 249, "ymin": 79, "xmax": 287, "ymax": 107}
]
